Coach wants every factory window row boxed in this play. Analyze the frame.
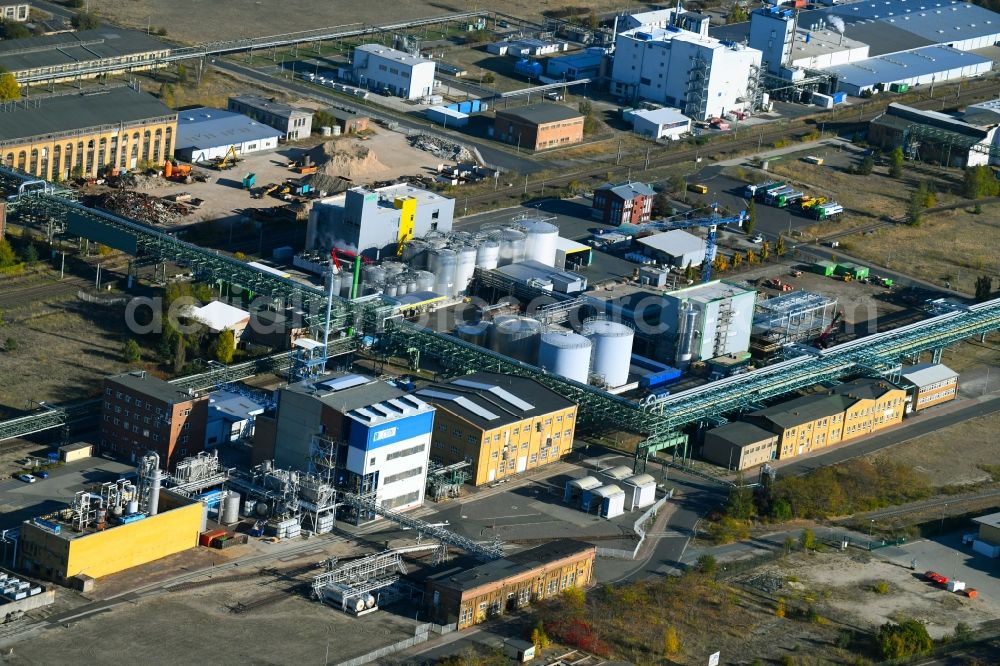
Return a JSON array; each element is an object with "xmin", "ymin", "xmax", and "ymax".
[
  {"xmin": 383, "ymin": 466, "xmax": 423, "ymax": 485},
  {"xmin": 386, "ymin": 443, "xmax": 425, "ymax": 461},
  {"xmin": 918, "ymin": 387, "xmax": 955, "ymax": 404},
  {"xmin": 382, "ymin": 490, "xmax": 420, "ymax": 509}
]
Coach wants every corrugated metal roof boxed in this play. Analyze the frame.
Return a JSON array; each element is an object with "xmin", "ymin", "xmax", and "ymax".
[
  {"xmin": 899, "ymin": 362, "xmax": 958, "ymax": 387},
  {"xmin": 822, "ymin": 45, "xmax": 993, "ymax": 90},
  {"xmin": 175, "ymin": 107, "xmax": 281, "ymax": 151},
  {"xmin": 0, "ymin": 28, "xmax": 167, "ymax": 73},
  {"xmin": 185, "ymin": 300, "xmax": 250, "ymax": 332},
  {"xmin": 832, "ymin": 0, "xmax": 1000, "ymax": 45},
  {"xmin": 637, "ymin": 229, "xmax": 705, "ymax": 255}
]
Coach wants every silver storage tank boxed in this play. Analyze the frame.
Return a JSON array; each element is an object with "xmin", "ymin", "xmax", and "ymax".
[
  {"xmin": 677, "ymin": 302, "xmax": 699, "ymax": 368},
  {"xmin": 456, "ymin": 321, "xmax": 490, "ymax": 346},
  {"xmin": 498, "ymin": 229, "xmax": 526, "ymax": 266},
  {"xmin": 326, "ymin": 271, "xmax": 342, "ymax": 298},
  {"xmin": 221, "ymin": 492, "xmax": 241, "ymax": 525},
  {"xmin": 538, "ymin": 331, "xmax": 592, "ymax": 383},
  {"xmin": 415, "ymin": 270, "xmax": 436, "ymax": 292},
  {"xmin": 476, "ymin": 239, "xmax": 500, "ymax": 270},
  {"xmin": 385, "ymin": 281, "xmax": 399, "ymax": 298},
  {"xmin": 491, "ymin": 316, "xmax": 542, "ymax": 364},
  {"xmin": 402, "ymin": 239, "xmax": 428, "ymax": 269},
  {"xmin": 341, "ymin": 274, "xmax": 355, "ymax": 298},
  {"xmin": 362, "ymin": 265, "xmax": 385, "ymax": 295},
  {"xmin": 381, "ymin": 261, "xmax": 405, "ymax": 279},
  {"xmin": 522, "ymin": 218, "xmax": 559, "ymax": 266},
  {"xmin": 429, "ymin": 248, "xmax": 457, "ymax": 296},
  {"xmin": 455, "ymin": 245, "xmax": 478, "ymax": 294},
  {"xmin": 581, "ymin": 319, "xmax": 634, "ymax": 388}
]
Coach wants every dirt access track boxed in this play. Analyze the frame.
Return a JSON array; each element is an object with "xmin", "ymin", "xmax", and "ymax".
[{"xmin": 89, "ymin": 0, "xmax": 627, "ymax": 44}]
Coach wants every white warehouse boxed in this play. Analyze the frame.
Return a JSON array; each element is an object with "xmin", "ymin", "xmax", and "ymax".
[
  {"xmin": 611, "ymin": 26, "xmax": 762, "ymax": 120},
  {"xmin": 351, "ymin": 44, "xmax": 435, "ymax": 100},
  {"xmin": 659, "ymin": 280, "xmax": 757, "ymax": 368}
]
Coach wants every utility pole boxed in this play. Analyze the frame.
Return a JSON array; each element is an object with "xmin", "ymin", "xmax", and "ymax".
[
  {"xmin": 644, "ymin": 145, "xmax": 651, "ymax": 171},
  {"xmin": 524, "ymin": 174, "xmax": 528, "ymax": 195},
  {"xmin": 616, "ymin": 139, "xmax": 623, "ymax": 165},
  {"xmin": 60, "ymin": 251, "xmax": 65, "ymax": 280}
]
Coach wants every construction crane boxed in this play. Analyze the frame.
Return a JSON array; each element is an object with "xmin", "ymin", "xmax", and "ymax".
[
  {"xmin": 814, "ymin": 309, "xmax": 844, "ymax": 349},
  {"xmin": 624, "ymin": 205, "xmax": 748, "ymax": 283}
]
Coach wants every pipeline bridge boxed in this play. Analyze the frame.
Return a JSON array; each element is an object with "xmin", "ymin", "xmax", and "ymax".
[
  {"xmin": 2, "ymin": 167, "xmax": 1000, "ymax": 470},
  {"xmin": 15, "ymin": 11, "xmax": 489, "ymax": 85}
]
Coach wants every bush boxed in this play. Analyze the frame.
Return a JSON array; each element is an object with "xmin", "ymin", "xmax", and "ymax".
[
  {"xmin": 4, "ymin": 336, "xmax": 17, "ymax": 352},
  {"xmin": 123, "ymin": 339, "xmax": 141, "ymax": 364},
  {"xmin": 799, "ymin": 528, "xmax": 815, "ymax": 551},
  {"xmin": 71, "ymin": 11, "xmax": 100, "ymax": 30},
  {"xmin": 873, "ymin": 581, "xmax": 890, "ymax": 595},
  {"xmin": 708, "ymin": 516, "xmax": 750, "ymax": 544},
  {"xmin": 875, "ymin": 620, "xmax": 933, "ymax": 659},
  {"xmin": 696, "ymin": 554, "xmax": 717, "ymax": 574}
]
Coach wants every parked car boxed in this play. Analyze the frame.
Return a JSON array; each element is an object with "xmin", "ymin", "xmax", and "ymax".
[
  {"xmin": 16, "ymin": 474, "xmax": 36, "ymax": 483},
  {"xmin": 35, "ymin": 470, "xmax": 49, "ymax": 479},
  {"xmin": 750, "ymin": 233, "xmax": 764, "ymax": 243}
]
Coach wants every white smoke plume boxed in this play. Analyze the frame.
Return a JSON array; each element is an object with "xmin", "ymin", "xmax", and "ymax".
[{"xmin": 827, "ymin": 15, "xmax": 846, "ymax": 33}]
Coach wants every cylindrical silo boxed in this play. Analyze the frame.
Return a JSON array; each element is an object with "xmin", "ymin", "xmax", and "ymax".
[
  {"xmin": 341, "ymin": 275, "xmax": 354, "ymax": 298},
  {"xmin": 403, "ymin": 272, "xmax": 418, "ymax": 294},
  {"xmin": 221, "ymin": 492, "xmax": 241, "ymax": 525},
  {"xmin": 581, "ymin": 318, "xmax": 634, "ymax": 388},
  {"xmin": 385, "ymin": 281, "xmax": 399, "ymax": 298},
  {"xmin": 362, "ymin": 265, "xmax": 385, "ymax": 295},
  {"xmin": 415, "ymin": 270, "xmax": 436, "ymax": 292},
  {"xmin": 429, "ymin": 248, "xmax": 457, "ymax": 296},
  {"xmin": 522, "ymin": 218, "xmax": 559, "ymax": 266},
  {"xmin": 476, "ymin": 240, "xmax": 500, "ymax": 270},
  {"xmin": 456, "ymin": 321, "xmax": 490, "ymax": 346},
  {"xmin": 491, "ymin": 316, "xmax": 542, "ymax": 364},
  {"xmin": 677, "ymin": 302, "xmax": 699, "ymax": 368},
  {"xmin": 402, "ymin": 239, "xmax": 428, "ymax": 269},
  {"xmin": 455, "ymin": 246, "xmax": 478, "ymax": 294},
  {"xmin": 498, "ymin": 229, "xmax": 526, "ymax": 266},
  {"xmin": 538, "ymin": 331, "xmax": 592, "ymax": 383},
  {"xmin": 381, "ymin": 261, "xmax": 405, "ymax": 279}
]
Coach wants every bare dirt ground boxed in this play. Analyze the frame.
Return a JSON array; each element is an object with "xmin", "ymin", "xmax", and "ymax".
[
  {"xmin": 779, "ymin": 549, "xmax": 998, "ymax": 640},
  {"xmin": 862, "ymin": 411, "xmax": 1000, "ymax": 487},
  {"xmin": 91, "ymin": 0, "xmax": 633, "ymax": 44}
]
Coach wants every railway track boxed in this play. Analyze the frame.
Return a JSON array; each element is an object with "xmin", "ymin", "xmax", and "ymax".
[{"xmin": 0, "ymin": 277, "xmax": 90, "ymax": 310}]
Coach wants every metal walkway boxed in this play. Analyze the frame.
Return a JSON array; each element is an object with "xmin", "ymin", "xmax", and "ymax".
[{"xmin": 15, "ymin": 11, "xmax": 489, "ymax": 84}]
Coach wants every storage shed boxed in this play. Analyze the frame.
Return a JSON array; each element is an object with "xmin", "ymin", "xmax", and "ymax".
[
  {"xmin": 812, "ymin": 260, "xmax": 838, "ymax": 276},
  {"xmin": 58, "ymin": 442, "xmax": 93, "ymax": 463},
  {"xmin": 564, "ymin": 475, "xmax": 602, "ymax": 505},
  {"xmin": 636, "ymin": 229, "xmax": 706, "ymax": 267},
  {"xmin": 582, "ymin": 484, "xmax": 626, "ymax": 518},
  {"xmin": 596, "ymin": 465, "xmax": 633, "ymax": 486},
  {"xmin": 835, "ymin": 262, "xmax": 869, "ymax": 280},
  {"xmin": 622, "ymin": 474, "xmax": 657, "ymax": 510}
]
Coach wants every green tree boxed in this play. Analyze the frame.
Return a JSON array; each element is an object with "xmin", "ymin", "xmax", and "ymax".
[
  {"xmin": 71, "ymin": 11, "xmax": 100, "ymax": 30},
  {"xmin": 856, "ymin": 155, "xmax": 875, "ymax": 175},
  {"xmin": 875, "ymin": 620, "xmax": 933, "ymax": 659},
  {"xmin": 775, "ymin": 235, "xmax": 787, "ymax": 256},
  {"xmin": 158, "ymin": 83, "xmax": 175, "ymax": 108},
  {"xmin": 727, "ymin": 3, "xmax": 749, "ymax": 23},
  {"xmin": 962, "ymin": 165, "xmax": 1000, "ymax": 199},
  {"xmin": 663, "ymin": 625, "xmax": 680, "ymax": 656},
  {"xmin": 974, "ymin": 275, "xmax": 994, "ymax": 302},
  {"xmin": 481, "ymin": 71, "xmax": 495, "ymax": 85},
  {"xmin": 192, "ymin": 282, "xmax": 215, "ymax": 303},
  {"xmin": 0, "ymin": 18, "xmax": 30, "ymax": 40},
  {"xmin": 21, "ymin": 243, "xmax": 38, "ymax": 263},
  {"xmin": 799, "ymin": 528, "xmax": 815, "ymax": 550},
  {"xmin": 123, "ymin": 339, "xmax": 141, "ymax": 364},
  {"xmin": 211, "ymin": 329, "xmax": 236, "ymax": 364},
  {"xmin": 727, "ymin": 476, "xmax": 754, "ymax": 518},
  {"xmin": 0, "ymin": 71, "xmax": 20, "ymax": 102},
  {"xmin": 684, "ymin": 260, "xmax": 695, "ymax": 282},
  {"xmin": 652, "ymin": 191, "xmax": 671, "ymax": 217},
  {"xmin": 176, "ymin": 63, "xmax": 188, "ymax": 84},
  {"xmin": 771, "ymin": 498, "xmax": 792, "ymax": 522},
  {"xmin": 668, "ymin": 173, "xmax": 687, "ymax": 195},
  {"xmin": 4, "ymin": 336, "xmax": 16, "ymax": 352},
  {"xmin": 906, "ymin": 190, "xmax": 923, "ymax": 226},
  {"xmin": 696, "ymin": 554, "xmax": 717, "ymax": 574},
  {"xmin": 578, "ymin": 99, "xmax": 597, "ymax": 135},
  {"xmin": 888, "ymin": 147, "xmax": 904, "ymax": 178},
  {"xmin": 0, "ymin": 239, "xmax": 17, "ymax": 267},
  {"xmin": 744, "ymin": 199, "xmax": 757, "ymax": 236}
]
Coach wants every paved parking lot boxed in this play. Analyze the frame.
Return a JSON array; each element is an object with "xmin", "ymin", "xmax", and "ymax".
[{"xmin": 874, "ymin": 531, "xmax": 1000, "ymax": 603}]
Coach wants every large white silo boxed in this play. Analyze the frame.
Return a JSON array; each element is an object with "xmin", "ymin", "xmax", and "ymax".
[
  {"xmin": 428, "ymin": 248, "xmax": 457, "ymax": 296},
  {"xmin": 581, "ymin": 318, "xmax": 634, "ymax": 388},
  {"xmin": 476, "ymin": 240, "xmax": 500, "ymax": 270},
  {"xmin": 498, "ymin": 229, "xmax": 526, "ymax": 266},
  {"xmin": 521, "ymin": 219, "xmax": 559, "ymax": 266},
  {"xmin": 455, "ymin": 245, "xmax": 478, "ymax": 294},
  {"xmin": 538, "ymin": 331, "xmax": 592, "ymax": 383},
  {"xmin": 490, "ymin": 316, "xmax": 542, "ymax": 364}
]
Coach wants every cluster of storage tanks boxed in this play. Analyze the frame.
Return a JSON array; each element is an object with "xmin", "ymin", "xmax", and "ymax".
[
  {"xmin": 456, "ymin": 316, "xmax": 635, "ymax": 388},
  {"xmin": 333, "ymin": 216, "xmax": 562, "ymax": 299}
]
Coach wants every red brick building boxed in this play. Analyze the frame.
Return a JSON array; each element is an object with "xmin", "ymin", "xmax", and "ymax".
[
  {"xmin": 493, "ymin": 103, "xmax": 584, "ymax": 151},
  {"xmin": 592, "ymin": 181, "xmax": 655, "ymax": 226},
  {"xmin": 100, "ymin": 371, "xmax": 208, "ymax": 470}
]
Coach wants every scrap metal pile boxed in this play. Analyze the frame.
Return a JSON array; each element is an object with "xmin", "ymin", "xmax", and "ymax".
[
  {"xmin": 90, "ymin": 191, "xmax": 195, "ymax": 225},
  {"xmin": 408, "ymin": 133, "xmax": 475, "ymax": 162}
]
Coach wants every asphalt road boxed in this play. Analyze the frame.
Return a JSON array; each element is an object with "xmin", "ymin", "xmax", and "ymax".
[{"xmin": 213, "ymin": 60, "xmax": 549, "ymax": 174}]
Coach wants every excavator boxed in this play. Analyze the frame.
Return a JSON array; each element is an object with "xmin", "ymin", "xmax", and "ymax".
[
  {"xmin": 163, "ymin": 160, "xmax": 192, "ymax": 182},
  {"xmin": 814, "ymin": 310, "xmax": 844, "ymax": 349},
  {"xmin": 209, "ymin": 146, "xmax": 240, "ymax": 170}
]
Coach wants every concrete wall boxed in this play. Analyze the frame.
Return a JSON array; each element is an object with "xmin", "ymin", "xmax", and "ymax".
[{"xmin": 272, "ymin": 389, "xmax": 325, "ymax": 472}]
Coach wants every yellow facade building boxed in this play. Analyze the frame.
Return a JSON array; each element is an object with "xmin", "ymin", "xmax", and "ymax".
[
  {"xmin": 0, "ymin": 86, "xmax": 177, "ymax": 180},
  {"xmin": 832, "ymin": 378, "xmax": 907, "ymax": 441},
  {"xmin": 416, "ymin": 373, "xmax": 578, "ymax": 486},
  {"xmin": 18, "ymin": 490, "xmax": 203, "ymax": 585}
]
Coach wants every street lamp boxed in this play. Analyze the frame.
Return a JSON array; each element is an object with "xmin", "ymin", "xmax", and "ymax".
[{"xmin": 869, "ymin": 519, "xmax": 875, "ymax": 539}]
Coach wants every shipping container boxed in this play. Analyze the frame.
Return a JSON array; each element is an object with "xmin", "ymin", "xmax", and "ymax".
[
  {"xmin": 199, "ymin": 529, "xmax": 228, "ymax": 547},
  {"xmin": 889, "ymin": 82, "xmax": 909, "ymax": 93},
  {"xmin": 832, "ymin": 92, "xmax": 847, "ymax": 104},
  {"xmin": 812, "ymin": 93, "xmax": 834, "ymax": 109}
]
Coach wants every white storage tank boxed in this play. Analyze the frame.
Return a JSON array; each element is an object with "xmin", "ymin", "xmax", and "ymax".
[
  {"xmin": 381, "ymin": 261, "xmax": 406, "ymax": 279},
  {"xmin": 455, "ymin": 245, "xmax": 478, "ymax": 294},
  {"xmin": 456, "ymin": 321, "xmax": 490, "ymax": 346},
  {"xmin": 538, "ymin": 331, "xmax": 591, "ymax": 384},
  {"xmin": 428, "ymin": 248, "xmax": 457, "ymax": 296},
  {"xmin": 476, "ymin": 239, "xmax": 500, "ymax": 270},
  {"xmin": 415, "ymin": 270, "xmax": 436, "ymax": 292},
  {"xmin": 385, "ymin": 281, "xmax": 399, "ymax": 297},
  {"xmin": 581, "ymin": 319, "xmax": 634, "ymax": 388},
  {"xmin": 221, "ymin": 492, "xmax": 241, "ymax": 525},
  {"xmin": 362, "ymin": 265, "xmax": 385, "ymax": 295},
  {"xmin": 403, "ymin": 239, "xmax": 429, "ymax": 269},
  {"xmin": 498, "ymin": 229, "xmax": 526, "ymax": 266},
  {"xmin": 326, "ymin": 271, "xmax": 342, "ymax": 297},
  {"xmin": 490, "ymin": 316, "xmax": 542, "ymax": 364},
  {"xmin": 521, "ymin": 218, "xmax": 559, "ymax": 266}
]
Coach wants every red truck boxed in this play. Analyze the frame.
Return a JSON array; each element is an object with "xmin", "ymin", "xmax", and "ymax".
[{"xmin": 924, "ymin": 571, "xmax": 949, "ymax": 585}]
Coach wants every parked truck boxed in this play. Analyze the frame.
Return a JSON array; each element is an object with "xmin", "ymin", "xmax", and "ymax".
[
  {"xmin": 754, "ymin": 182, "xmax": 787, "ymax": 202},
  {"xmin": 812, "ymin": 202, "xmax": 844, "ymax": 220},
  {"xmin": 748, "ymin": 181, "xmax": 784, "ymax": 200},
  {"xmin": 763, "ymin": 186, "xmax": 795, "ymax": 206},
  {"xmin": 773, "ymin": 190, "xmax": 804, "ymax": 208}
]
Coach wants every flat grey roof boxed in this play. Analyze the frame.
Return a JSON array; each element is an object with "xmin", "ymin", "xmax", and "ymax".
[
  {"xmin": 830, "ymin": 377, "xmax": 902, "ymax": 401},
  {"xmin": 0, "ymin": 28, "xmax": 168, "ymax": 73},
  {"xmin": 496, "ymin": 103, "xmax": 583, "ymax": 126},
  {"xmin": 175, "ymin": 107, "xmax": 281, "ymax": 151},
  {"xmin": 823, "ymin": 46, "xmax": 993, "ymax": 91},
  {"xmin": 0, "ymin": 88, "xmax": 174, "ymax": 143},
  {"xmin": 229, "ymin": 94, "xmax": 312, "ymax": 119},
  {"xmin": 637, "ymin": 229, "xmax": 705, "ymax": 256},
  {"xmin": 285, "ymin": 372, "xmax": 405, "ymax": 414},
  {"xmin": 831, "ymin": 0, "xmax": 1000, "ymax": 46},
  {"xmin": 355, "ymin": 43, "xmax": 431, "ymax": 66},
  {"xmin": 417, "ymin": 372, "xmax": 575, "ymax": 430},
  {"xmin": 107, "ymin": 372, "xmax": 199, "ymax": 405},
  {"xmin": 707, "ymin": 421, "xmax": 779, "ymax": 448},
  {"xmin": 900, "ymin": 362, "xmax": 958, "ymax": 387},
  {"xmin": 973, "ymin": 511, "xmax": 1000, "ymax": 529}
]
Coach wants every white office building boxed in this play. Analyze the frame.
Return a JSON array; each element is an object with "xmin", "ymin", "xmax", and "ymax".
[
  {"xmin": 351, "ymin": 44, "xmax": 436, "ymax": 100},
  {"xmin": 659, "ymin": 280, "xmax": 757, "ymax": 367},
  {"xmin": 611, "ymin": 26, "xmax": 763, "ymax": 120},
  {"xmin": 627, "ymin": 107, "xmax": 691, "ymax": 140}
]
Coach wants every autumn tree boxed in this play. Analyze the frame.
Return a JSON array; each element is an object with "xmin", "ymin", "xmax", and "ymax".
[
  {"xmin": 211, "ymin": 329, "xmax": 236, "ymax": 364},
  {"xmin": 888, "ymin": 147, "xmax": 904, "ymax": 178},
  {"xmin": 760, "ymin": 240, "xmax": 770, "ymax": 262},
  {"xmin": 0, "ymin": 71, "xmax": 20, "ymax": 102},
  {"xmin": 663, "ymin": 626, "xmax": 680, "ymax": 656},
  {"xmin": 123, "ymin": 339, "xmax": 141, "ymax": 364},
  {"xmin": 731, "ymin": 251, "xmax": 743, "ymax": 269},
  {"xmin": 776, "ymin": 235, "xmax": 787, "ymax": 256}
]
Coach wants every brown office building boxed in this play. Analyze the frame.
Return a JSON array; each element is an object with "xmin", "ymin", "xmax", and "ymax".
[
  {"xmin": 423, "ymin": 539, "xmax": 596, "ymax": 629},
  {"xmin": 493, "ymin": 103, "xmax": 584, "ymax": 151},
  {"xmin": 101, "ymin": 371, "xmax": 208, "ymax": 470},
  {"xmin": 592, "ymin": 181, "xmax": 656, "ymax": 226},
  {"xmin": 702, "ymin": 421, "xmax": 778, "ymax": 470},
  {"xmin": 330, "ymin": 108, "xmax": 370, "ymax": 134},
  {"xmin": 415, "ymin": 373, "xmax": 578, "ymax": 486},
  {"xmin": 899, "ymin": 363, "xmax": 959, "ymax": 412}
]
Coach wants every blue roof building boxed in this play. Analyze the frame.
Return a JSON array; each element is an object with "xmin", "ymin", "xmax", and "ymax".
[{"xmin": 174, "ymin": 107, "xmax": 281, "ymax": 163}]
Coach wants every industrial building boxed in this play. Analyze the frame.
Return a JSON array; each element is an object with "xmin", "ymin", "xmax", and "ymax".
[
  {"xmin": 18, "ymin": 474, "xmax": 203, "ymax": 586},
  {"xmin": 0, "ymin": 3, "xmax": 28, "ymax": 21},
  {"xmin": 702, "ymin": 421, "xmax": 778, "ymax": 470},
  {"xmin": 327, "ymin": 108, "xmax": 370, "ymax": 134},
  {"xmin": 494, "ymin": 260, "xmax": 588, "ymax": 295},
  {"xmin": 636, "ymin": 229, "xmax": 705, "ymax": 267},
  {"xmin": 58, "ymin": 442, "xmax": 93, "ymax": 464},
  {"xmin": 825, "ymin": 46, "xmax": 992, "ymax": 97},
  {"xmin": 261, "ymin": 373, "xmax": 435, "ymax": 516},
  {"xmin": 971, "ymin": 511, "xmax": 1000, "ymax": 558},
  {"xmin": 0, "ymin": 86, "xmax": 177, "ymax": 179},
  {"xmin": 422, "ymin": 540, "xmax": 596, "ymax": 629},
  {"xmin": 101, "ymin": 371, "xmax": 208, "ymax": 470},
  {"xmin": 183, "ymin": 300, "xmax": 251, "ymax": 343},
  {"xmin": 748, "ymin": 7, "xmax": 870, "ymax": 78},
  {"xmin": 307, "ymin": 183, "xmax": 455, "ymax": 259},
  {"xmin": 227, "ymin": 95, "xmax": 314, "ymax": 140},
  {"xmin": 174, "ymin": 108, "xmax": 281, "ymax": 163},
  {"xmin": 899, "ymin": 363, "xmax": 959, "ymax": 412},
  {"xmin": 592, "ymin": 181, "xmax": 655, "ymax": 226},
  {"xmin": 869, "ymin": 103, "xmax": 999, "ymax": 167},
  {"xmin": 0, "ymin": 28, "xmax": 170, "ymax": 83},
  {"xmin": 611, "ymin": 26, "xmax": 763, "ymax": 120},
  {"xmin": 416, "ymin": 373, "xmax": 578, "ymax": 486},
  {"xmin": 627, "ymin": 107, "xmax": 691, "ymax": 141},
  {"xmin": 493, "ymin": 103, "xmax": 585, "ymax": 151},
  {"xmin": 751, "ymin": 291, "xmax": 839, "ymax": 357},
  {"xmin": 545, "ymin": 47, "xmax": 607, "ymax": 81},
  {"xmin": 351, "ymin": 44, "xmax": 435, "ymax": 99},
  {"xmin": 205, "ymin": 390, "xmax": 266, "ymax": 447},
  {"xmin": 659, "ymin": 281, "xmax": 756, "ymax": 368}
]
